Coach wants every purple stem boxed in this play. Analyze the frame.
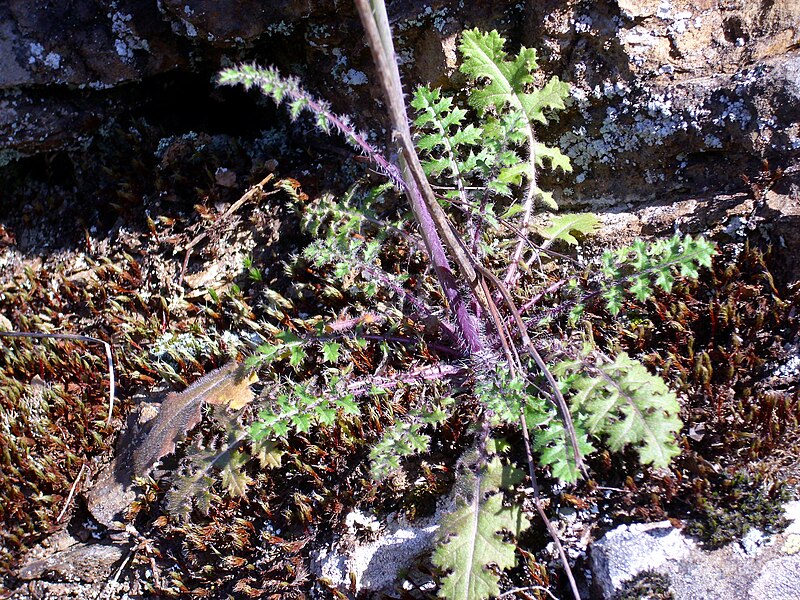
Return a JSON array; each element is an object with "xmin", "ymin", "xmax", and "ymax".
[
  {"xmin": 408, "ymin": 188, "xmax": 483, "ymax": 354},
  {"xmin": 346, "ymin": 362, "xmax": 466, "ymax": 396},
  {"xmin": 242, "ymin": 68, "xmax": 484, "ymax": 355}
]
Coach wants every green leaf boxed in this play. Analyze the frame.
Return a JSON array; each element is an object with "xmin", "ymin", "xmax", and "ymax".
[
  {"xmin": 334, "ymin": 262, "xmax": 350, "ymax": 279},
  {"xmin": 316, "ymin": 405, "xmax": 337, "ymax": 426},
  {"xmin": 459, "ymin": 29, "xmax": 537, "ymax": 117},
  {"xmin": 289, "ymin": 97, "xmax": 308, "ymax": 120},
  {"xmin": 335, "ymin": 395, "xmax": 360, "ymax": 415},
  {"xmin": 595, "ymin": 234, "xmax": 717, "ymax": 314},
  {"xmin": 535, "ymin": 420, "xmax": 594, "ymax": 483},
  {"xmin": 451, "ymin": 124, "xmax": 483, "ymax": 147},
  {"xmin": 432, "ymin": 458, "xmax": 530, "ymax": 600},
  {"xmin": 272, "ymin": 420, "xmax": 290, "ymax": 438},
  {"xmin": 497, "ymin": 162, "xmax": 528, "ymax": 186},
  {"xmin": 255, "ymin": 343, "xmax": 283, "ymax": 363},
  {"xmin": 291, "ymin": 412, "xmax": 312, "ymax": 433},
  {"xmin": 538, "ymin": 213, "xmax": 600, "ymax": 246},
  {"xmin": 459, "ymin": 29, "xmax": 569, "ymax": 125},
  {"xmin": 486, "ymin": 437, "xmax": 511, "ymax": 455},
  {"xmin": 500, "ymin": 203, "xmax": 525, "ymax": 219},
  {"xmin": 321, "ymin": 341, "xmax": 341, "ymax": 363},
  {"xmin": 423, "ymin": 156, "xmax": 452, "ymax": 177},
  {"xmin": 520, "ymin": 76, "xmax": 570, "ymax": 124},
  {"xmin": 537, "ymin": 190, "xmax": 558, "ymax": 211},
  {"xmin": 558, "ymin": 352, "xmax": 683, "ymax": 468},
  {"xmin": 655, "ymin": 267, "xmax": 675, "ymax": 292},
  {"xmin": 630, "ymin": 275, "xmax": 652, "ymax": 302},
  {"xmin": 289, "ymin": 345, "xmax": 307, "ymax": 367},
  {"xmin": 534, "ymin": 142, "xmax": 572, "ymax": 172},
  {"xmin": 253, "ymin": 438, "xmax": 283, "ymax": 469},
  {"xmin": 480, "ymin": 456, "xmax": 525, "ymax": 491}
]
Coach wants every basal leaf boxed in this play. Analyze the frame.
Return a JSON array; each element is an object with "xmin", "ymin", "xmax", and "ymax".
[
  {"xmin": 433, "ymin": 459, "xmax": 530, "ymax": 600},
  {"xmin": 133, "ymin": 362, "xmax": 256, "ymax": 476},
  {"xmin": 534, "ymin": 142, "xmax": 572, "ymax": 172},
  {"xmin": 253, "ymin": 438, "xmax": 283, "ymax": 469},
  {"xmin": 559, "ymin": 352, "xmax": 683, "ymax": 469},
  {"xmin": 518, "ymin": 76, "xmax": 570, "ymax": 124}
]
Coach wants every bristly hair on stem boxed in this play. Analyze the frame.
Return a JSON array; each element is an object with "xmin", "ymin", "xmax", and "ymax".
[{"xmin": 218, "ymin": 65, "xmax": 406, "ymax": 191}]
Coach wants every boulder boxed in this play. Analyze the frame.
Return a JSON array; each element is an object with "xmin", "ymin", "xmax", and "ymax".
[
  {"xmin": 1, "ymin": 1, "xmax": 799, "ymax": 273},
  {"xmin": 591, "ymin": 501, "xmax": 800, "ymax": 600},
  {"xmin": 2, "ymin": 1, "xmax": 797, "ymax": 177},
  {"xmin": 0, "ymin": 0, "xmax": 185, "ymax": 155}
]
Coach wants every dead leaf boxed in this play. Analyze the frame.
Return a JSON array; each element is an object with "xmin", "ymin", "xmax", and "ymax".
[{"xmin": 132, "ymin": 362, "xmax": 257, "ymax": 476}]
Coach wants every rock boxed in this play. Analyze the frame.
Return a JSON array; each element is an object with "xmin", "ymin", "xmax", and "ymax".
[
  {"xmin": 750, "ymin": 555, "xmax": 800, "ymax": 599},
  {"xmin": 0, "ymin": 0, "xmax": 182, "ymax": 89},
  {"xmin": 566, "ymin": 176, "xmax": 800, "ymax": 283},
  {"xmin": 590, "ymin": 521, "xmax": 692, "ymax": 598},
  {"xmin": 0, "ymin": 0, "xmax": 185, "ymax": 154},
  {"xmin": 157, "ymin": 0, "xmax": 337, "ymax": 45},
  {"xmin": 312, "ymin": 509, "xmax": 440, "ymax": 595},
  {"xmin": 2, "ymin": 0, "xmax": 799, "ymax": 218},
  {"xmin": 17, "ymin": 530, "xmax": 128, "ymax": 583},
  {"xmin": 591, "ymin": 502, "xmax": 800, "ymax": 600},
  {"xmin": 535, "ymin": 0, "xmax": 800, "ymax": 207}
]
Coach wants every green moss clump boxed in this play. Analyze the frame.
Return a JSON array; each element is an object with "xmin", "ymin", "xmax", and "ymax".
[
  {"xmin": 614, "ymin": 570, "xmax": 674, "ymax": 600},
  {"xmin": 685, "ymin": 470, "xmax": 791, "ymax": 549}
]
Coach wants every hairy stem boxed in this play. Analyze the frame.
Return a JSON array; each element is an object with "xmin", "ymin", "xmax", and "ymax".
[{"xmin": 355, "ymin": 0, "xmax": 484, "ymax": 354}]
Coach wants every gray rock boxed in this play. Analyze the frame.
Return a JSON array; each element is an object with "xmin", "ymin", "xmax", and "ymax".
[
  {"xmin": 312, "ymin": 509, "xmax": 440, "ymax": 595},
  {"xmin": 2, "ymin": 0, "xmax": 798, "ymax": 194},
  {"xmin": 590, "ymin": 521, "xmax": 692, "ymax": 598},
  {"xmin": 591, "ymin": 503, "xmax": 800, "ymax": 600},
  {"xmin": 157, "ymin": 0, "xmax": 337, "ymax": 44},
  {"xmin": 750, "ymin": 554, "xmax": 800, "ymax": 600},
  {"xmin": 0, "ymin": 0, "xmax": 185, "ymax": 154}
]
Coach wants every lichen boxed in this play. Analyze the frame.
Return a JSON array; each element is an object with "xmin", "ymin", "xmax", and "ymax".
[
  {"xmin": 264, "ymin": 21, "xmax": 294, "ymax": 36},
  {"xmin": 559, "ymin": 72, "xmax": 762, "ymax": 182},
  {"xmin": 108, "ymin": 1, "xmax": 150, "ymax": 61}
]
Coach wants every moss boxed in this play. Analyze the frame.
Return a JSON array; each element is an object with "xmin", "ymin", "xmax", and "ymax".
[
  {"xmin": 685, "ymin": 470, "xmax": 791, "ymax": 549},
  {"xmin": 614, "ymin": 570, "xmax": 674, "ymax": 600},
  {"xmin": 0, "ymin": 220, "xmax": 282, "ymax": 579}
]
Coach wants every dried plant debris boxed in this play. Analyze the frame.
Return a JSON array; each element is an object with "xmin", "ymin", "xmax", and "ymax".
[{"xmin": 133, "ymin": 361, "xmax": 256, "ymax": 476}]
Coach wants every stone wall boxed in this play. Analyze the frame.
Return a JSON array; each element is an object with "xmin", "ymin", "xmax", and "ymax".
[{"xmin": 1, "ymin": 1, "xmax": 798, "ymax": 211}]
